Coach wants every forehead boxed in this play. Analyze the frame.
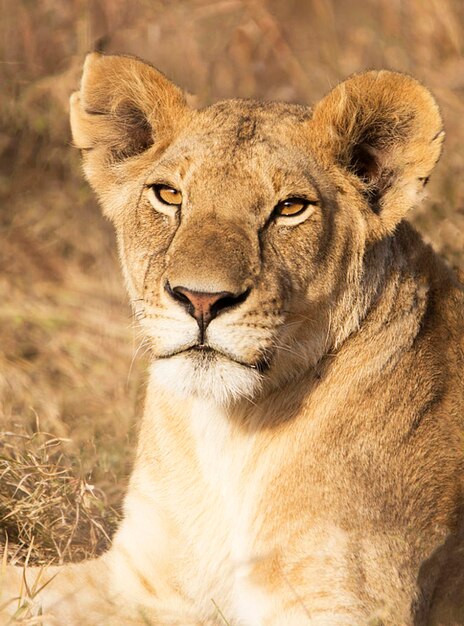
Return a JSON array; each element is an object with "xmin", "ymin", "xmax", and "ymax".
[
  {"xmin": 153, "ymin": 99, "xmax": 316, "ymax": 188},
  {"xmin": 194, "ymin": 99, "xmax": 312, "ymax": 145}
]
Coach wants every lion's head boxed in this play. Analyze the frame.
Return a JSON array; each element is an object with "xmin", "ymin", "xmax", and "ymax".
[{"xmin": 70, "ymin": 53, "xmax": 443, "ymax": 405}]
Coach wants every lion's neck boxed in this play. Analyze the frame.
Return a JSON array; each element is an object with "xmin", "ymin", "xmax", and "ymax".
[{"xmin": 329, "ymin": 226, "xmax": 430, "ymax": 359}]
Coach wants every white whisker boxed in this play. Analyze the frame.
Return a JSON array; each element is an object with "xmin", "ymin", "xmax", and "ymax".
[{"xmin": 127, "ymin": 337, "xmax": 150, "ymax": 386}]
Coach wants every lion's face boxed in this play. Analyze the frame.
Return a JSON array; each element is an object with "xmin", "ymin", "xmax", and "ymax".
[
  {"xmin": 119, "ymin": 102, "xmax": 362, "ymax": 403},
  {"xmin": 71, "ymin": 54, "xmax": 444, "ymax": 404}
]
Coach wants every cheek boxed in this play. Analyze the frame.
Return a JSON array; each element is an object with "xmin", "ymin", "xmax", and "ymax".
[
  {"xmin": 119, "ymin": 203, "xmax": 177, "ymax": 295},
  {"xmin": 263, "ymin": 217, "xmax": 326, "ymax": 295}
]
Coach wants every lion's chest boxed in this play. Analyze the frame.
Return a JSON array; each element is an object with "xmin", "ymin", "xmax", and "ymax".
[
  {"xmin": 174, "ymin": 400, "xmax": 263, "ymax": 620},
  {"xmin": 170, "ymin": 399, "xmax": 361, "ymax": 624}
]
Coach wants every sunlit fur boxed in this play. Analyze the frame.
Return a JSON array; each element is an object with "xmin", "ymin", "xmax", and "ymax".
[{"xmin": 2, "ymin": 54, "xmax": 463, "ymax": 626}]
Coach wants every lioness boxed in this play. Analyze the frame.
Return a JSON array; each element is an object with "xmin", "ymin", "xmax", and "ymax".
[{"xmin": 1, "ymin": 53, "xmax": 463, "ymax": 625}]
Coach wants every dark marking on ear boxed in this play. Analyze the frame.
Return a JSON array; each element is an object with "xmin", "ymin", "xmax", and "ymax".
[
  {"xmin": 111, "ymin": 103, "xmax": 153, "ymax": 160},
  {"xmin": 350, "ymin": 143, "xmax": 380, "ymax": 182},
  {"xmin": 366, "ymin": 111, "xmax": 415, "ymax": 149},
  {"xmin": 369, "ymin": 169, "xmax": 396, "ymax": 214},
  {"xmin": 349, "ymin": 143, "xmax": 383, "ymax": 213},
  {"xmin": 345, "ymin": 112, "xmax": 416, "ymax": 214},
  {"xmin": 346, "ymin": 110, "xmax": 416, "ymax": 170},
  {"xmin": 364, "ymin": 188, "xmax": 382, "ymax": 214},
  {"xmin": 236, "ymin": 116, "xmax": 257, "ymax": 144}
]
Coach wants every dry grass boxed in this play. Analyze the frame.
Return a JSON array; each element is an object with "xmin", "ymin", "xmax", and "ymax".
[
  {"xmin": 0, "ymin": 429, "xmax": 117, "ymax": 566},
  {"xmin": 0, "ymin": 0, "xmax": 463, "ymax": 568}
]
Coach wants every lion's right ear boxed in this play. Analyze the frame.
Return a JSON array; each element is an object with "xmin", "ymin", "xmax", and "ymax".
[{"xmin": 70, "ymin": 53, "xmax": 188, "ymax": 163}]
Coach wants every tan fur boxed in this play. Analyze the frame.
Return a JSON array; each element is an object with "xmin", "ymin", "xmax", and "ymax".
[{"xmin": 2, "ymin": 53, "xmax": 463, "ymax": 625}]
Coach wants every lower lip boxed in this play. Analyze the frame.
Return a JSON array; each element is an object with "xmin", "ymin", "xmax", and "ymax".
[{"xmin": 189, "ymin": 346, "xmax": 269, "ymax": 373}]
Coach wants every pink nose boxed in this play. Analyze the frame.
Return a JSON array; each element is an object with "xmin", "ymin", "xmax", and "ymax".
[{"xmin": 166, "ymin": 283, "xmax": 250, "ymax": 334}]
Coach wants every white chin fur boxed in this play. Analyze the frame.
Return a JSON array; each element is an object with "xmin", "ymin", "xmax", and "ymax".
[{"xmin": 149, "ymin": 352, "xmax": 263, "ymax": 405}]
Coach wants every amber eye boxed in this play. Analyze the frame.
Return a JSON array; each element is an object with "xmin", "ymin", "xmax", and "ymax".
[
  {"xmin": 152, "ymin": 184, "xmax": 183, "ymax": 206},
  {"xmin": 274, "ymin": 198, "xmax": 314, "ymax": 217}
]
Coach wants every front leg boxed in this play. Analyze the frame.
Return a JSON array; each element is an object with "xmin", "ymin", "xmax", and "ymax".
[
  {"xmin": 0, "ymin": 557, "xmax": 127, "ymax": 625},
  {"xmin": 0, "ymin": 554, "xmax": 208, "ymax": 625}
]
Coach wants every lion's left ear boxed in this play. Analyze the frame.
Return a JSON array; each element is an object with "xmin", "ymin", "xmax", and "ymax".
[{"xmin": 310, "ymin": 70, "xmax": 444, "ymax": 237}]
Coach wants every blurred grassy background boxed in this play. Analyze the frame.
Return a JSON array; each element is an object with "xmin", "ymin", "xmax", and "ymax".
[{"xmin": 0, "ymin": 0, "xmax": 463, "ymax": 564}]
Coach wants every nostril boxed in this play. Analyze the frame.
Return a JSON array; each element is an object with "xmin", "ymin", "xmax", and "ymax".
[
  {"xmin": 165, "ymin": 281, "xmax": 197, "ymax": 319},
  {"xmin": 211, "ymin": 287, "xmax": 251, "ymax": 318},
  {"xmin": 166, "ymin": 282, "xmax": 191, "ymax": 306}
]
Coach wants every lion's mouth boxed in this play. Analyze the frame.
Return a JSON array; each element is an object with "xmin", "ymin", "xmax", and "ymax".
[
  {"xmin": 189, "ymin": 345, "xmax": 270, "ymax": 372},
  {"xmin": 191, "ymin": 344, "xmax": 214, "ymax": 353},
  {"xmin": 156, "ymin": 343, "xmax": 270, "ymax": 373}
]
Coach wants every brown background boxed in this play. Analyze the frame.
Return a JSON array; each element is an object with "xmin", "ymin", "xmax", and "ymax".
[{"xmin": 1, "ymin": 0, "xmax": 463, "ymax": 563}]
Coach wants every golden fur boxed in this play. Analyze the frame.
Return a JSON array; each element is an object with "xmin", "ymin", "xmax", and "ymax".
[{"xmin": 1, "ymin": 53, "xmax": 463, "ymax": 625}]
